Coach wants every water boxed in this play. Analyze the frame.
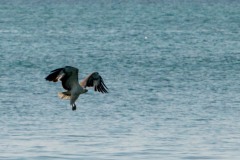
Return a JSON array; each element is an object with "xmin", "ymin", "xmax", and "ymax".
[{"xmin": 0, "ymin": 0, "xmax": 240, "ymax": 159}]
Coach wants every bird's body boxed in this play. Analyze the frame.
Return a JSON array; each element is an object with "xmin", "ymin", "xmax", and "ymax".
[{"xmin": 45, "ymin": 66, "xmax": 108, "ymax": 110}]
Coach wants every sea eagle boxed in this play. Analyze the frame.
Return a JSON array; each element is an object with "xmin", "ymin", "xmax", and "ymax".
[{"xmin": 45, "ymin": 66, "xmax": 108, "ymax": 111}]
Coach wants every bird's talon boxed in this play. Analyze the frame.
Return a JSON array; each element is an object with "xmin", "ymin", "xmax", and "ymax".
[{"xmin": 72, "ymin": 106, "xmax": 76, "ymax": 111}]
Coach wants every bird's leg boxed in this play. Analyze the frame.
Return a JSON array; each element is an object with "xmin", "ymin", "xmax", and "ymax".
[
  {"xmin": 70, "ymin": 94, "xmax": 79, "ymax": 111},
  {"xmin": 72, "ymin": 103, "xmax": 77, "ymax": 111}
]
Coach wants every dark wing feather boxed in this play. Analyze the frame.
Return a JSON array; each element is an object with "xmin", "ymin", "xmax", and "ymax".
[
  {"xmin": 80, "ymin": 72, "xmax": 108, "ymax": 93},
  {"xmin": 45, "ymin": 66, "xmax": 79, "ymax": 91},
  {"xmin": 60, "ymin": 73, "xmax": 71, "ymax": 90},
  {"xmin": 61, "ymin": 66, "xmax": 79, "ymax": 90},
  {"xmin": 45, "ymin": 68, "xmax": 64, "ymax": 82}
]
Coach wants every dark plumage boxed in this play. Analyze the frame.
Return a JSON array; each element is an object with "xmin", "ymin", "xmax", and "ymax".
[
  {"xmin": 45, "ymin": 66, "xmax": 108, "ymax": 111},
  {"xmin": 81, "ymin": 72, "xmax": 108, "ymax": 93}
]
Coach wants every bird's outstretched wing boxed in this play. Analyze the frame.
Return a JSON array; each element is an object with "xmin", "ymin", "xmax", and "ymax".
[
  {"xmin": 45, "ymin": 66, "xmax": 79, "ymax": 91},
  {"xmin": 80, "ymin": 72, "xmax": 108, "ymax": 93}
]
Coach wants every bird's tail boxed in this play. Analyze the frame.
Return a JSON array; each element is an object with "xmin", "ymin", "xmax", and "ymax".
[
  {"xmin": 45, "ymin": 68, "xmax": 64, "ymax": 82},
  {"xmin": 58, "ymin": 91, "xmax": 71, "ymax": 100}
]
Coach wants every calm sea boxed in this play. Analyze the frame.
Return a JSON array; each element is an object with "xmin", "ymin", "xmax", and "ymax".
[{"xmin": 0, "ymin": 0, "xmax": 240, "ymax": 159}]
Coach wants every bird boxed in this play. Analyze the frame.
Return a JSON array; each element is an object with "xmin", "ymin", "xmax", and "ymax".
[{"xmin": 45, "ymin": 66, "xmax": 108, "ymax": 111}]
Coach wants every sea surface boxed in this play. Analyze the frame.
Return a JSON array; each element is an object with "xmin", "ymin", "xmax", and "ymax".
[{"xmin": 0, "ymin": 0, "xmax": 240, "ymax": 159}]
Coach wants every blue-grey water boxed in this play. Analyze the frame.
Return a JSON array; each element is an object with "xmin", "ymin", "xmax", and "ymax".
[{"xmin": 0, "ymin": 0, "xmax": 240, "ymax": 159}]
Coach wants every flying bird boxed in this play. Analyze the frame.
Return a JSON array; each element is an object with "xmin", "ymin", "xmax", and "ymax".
[{"xmin": 45, "ymin": 66, "xmax": 108, "ymax": 111}]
